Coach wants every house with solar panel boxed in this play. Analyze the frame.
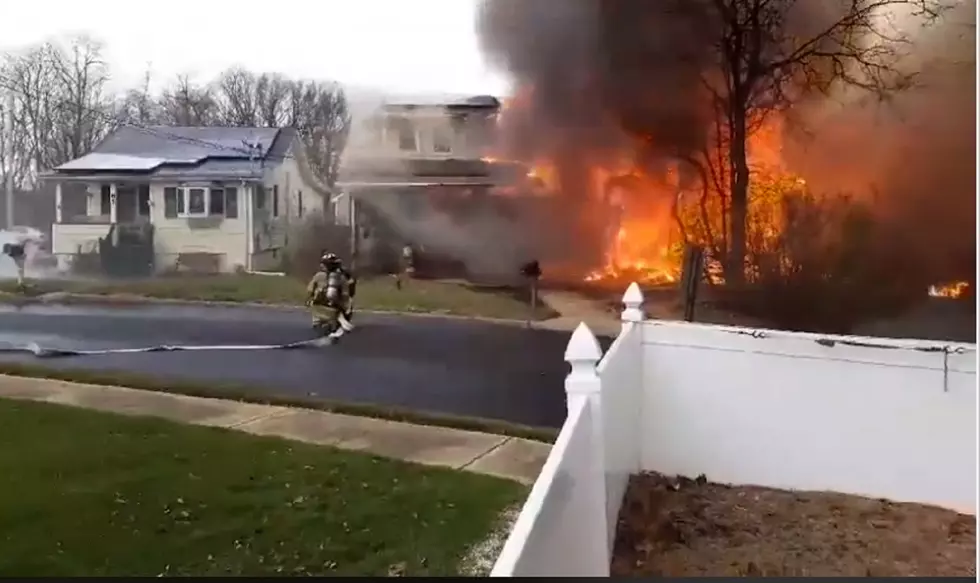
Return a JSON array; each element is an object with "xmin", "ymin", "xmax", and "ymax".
[{"xmin": 40, "ymin": 125, "xmax": 331, "ymax": 276}]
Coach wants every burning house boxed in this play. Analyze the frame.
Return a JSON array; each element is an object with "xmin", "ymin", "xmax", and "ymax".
[
  {"xmin": 473, "ymin": 0, "xmax": 976, "ymax": 301},
  {"xmin": 337, "ymin": 94, "xmax": 565, "ymax": 279}
]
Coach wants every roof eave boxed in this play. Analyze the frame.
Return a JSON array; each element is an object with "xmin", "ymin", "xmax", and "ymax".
[{"xmin": 41, "ymin": 172, "xmax": 266, "ymax": 184}]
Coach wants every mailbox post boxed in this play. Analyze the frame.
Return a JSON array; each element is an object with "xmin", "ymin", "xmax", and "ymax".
[{"xmin": 520, "ymin": 259, "xmax": 543, "ymax": 328}]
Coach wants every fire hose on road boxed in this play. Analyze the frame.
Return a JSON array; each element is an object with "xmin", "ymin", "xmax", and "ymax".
[{"xmin": 0, "ymin": 337, "xmax": 334, "ymax": 359}]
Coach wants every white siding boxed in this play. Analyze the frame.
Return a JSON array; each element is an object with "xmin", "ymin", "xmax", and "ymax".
[
  {"xmin": 253, "ymin": 150, "xmax": 328, "ymax": 256},
  {"xmin": 150, "ymin": 184, "xmax": 248, "ymax": 272},
  {"xmin": 50, "ymin": 142, "xmax": 326, "ymax": 274},
  {"xmin": 51, "ymin": 223, "xmax": 111, "ymax": 256}
]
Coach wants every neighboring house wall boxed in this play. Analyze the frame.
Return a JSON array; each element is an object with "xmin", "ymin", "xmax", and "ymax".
[
  {"xmin": 250, "ymin": 144, "xmax": 329, "ymax": 270},
  {"xmin": 344, "ymin": 104, "xmax": 496, "ymax": 166},
  {"xmin": 380, "ymin": 109, "xmax": 485, "ymax": 159},
  {"xmin": 46, "ymin": 126, "xmax": 335, "ymax": 274},
  {"xmin": 151, "ymin": 183, "xmax": 249, "ymax": 272}
]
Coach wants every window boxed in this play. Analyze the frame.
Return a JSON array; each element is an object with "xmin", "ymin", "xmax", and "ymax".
[
  {"xmin": 163, "ymin": 186, "xmax": 239, "ymax": 219},
  {"xmin": 187, "ymin": 188, "xmax": 207, "ymax": 216},
  {"xmin": 387, "ymin": 116, "xmax": 417, "ymax": 152},
  {"xmin": 255, "ymin": 185, "xmax": 266, "ymax": 210},
  {"xmin": 297, "ymin": 190, "xmax": 304, "ymax": 217},
  {"xmin": 432, "ymin": 128, "xmax": 453, "ymax": 154},
  {"xmin": 209, "ymin": 188, "xmax": 225, "ymax": 215},
  {"xmin": 100, "ymin": 185, "xmax": 112, "ymax": 216},
  {"xmin": 272, "ymin": 185, "xmax": 279, "ymax": 218}
]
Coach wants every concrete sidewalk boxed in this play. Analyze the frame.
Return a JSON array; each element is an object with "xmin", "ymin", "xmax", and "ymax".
[
  {"xmin": 537, "ymin": 290, "xmax": 621, "ymax": 336},
  {"xmin": 0, "ymin": 374, "xmax": 551, "ymax": 484}
]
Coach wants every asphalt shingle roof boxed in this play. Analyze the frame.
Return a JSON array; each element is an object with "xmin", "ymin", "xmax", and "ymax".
[{"xmin": 51, "ymin": 126, "xmax": 296, "ymax": 180}]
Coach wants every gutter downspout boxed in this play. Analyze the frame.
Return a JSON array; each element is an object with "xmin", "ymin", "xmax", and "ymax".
[
  {"xmin": 244, "ymin": 138, "xmax": 263, "ymax": 273},
  {"xmin": 243, "ymin": 180, "xmax": 253, "ymax": 273}
]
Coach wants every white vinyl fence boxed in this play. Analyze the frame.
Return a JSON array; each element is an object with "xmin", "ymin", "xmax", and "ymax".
[
  {"xmin": 491, "ymin": 285, "xmax": 646, "ymax": 577},
  {"xmin": 492, "ymin": 283, "xmax": 977, "ymax": 577}
]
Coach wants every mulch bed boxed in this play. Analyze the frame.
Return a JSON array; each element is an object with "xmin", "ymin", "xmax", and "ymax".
[{"xmin": 612, "ymin": 472, "xmax": 976, "ymax": 577}]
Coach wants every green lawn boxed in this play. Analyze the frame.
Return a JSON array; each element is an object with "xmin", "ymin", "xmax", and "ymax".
[
  {"xmin": 0, "ymin": 274, "xmax": 557, "ymax": 320},
  {"xmin": 0, "ymin": 399, "xmax": 526, "ymax": 577}
]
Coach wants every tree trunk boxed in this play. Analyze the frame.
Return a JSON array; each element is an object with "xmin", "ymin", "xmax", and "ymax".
[{"xmin": 727, "ymin": 111, "xmax": 751, "ymax": 286}]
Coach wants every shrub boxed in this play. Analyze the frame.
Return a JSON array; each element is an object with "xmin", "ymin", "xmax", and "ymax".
[
  {"xmin": 722, "ymin": 193, "xmax": 928, "ymax": 334},
  {"xmin": 280, "ymin": 215, "xmax": 354, "ymax": 280}
]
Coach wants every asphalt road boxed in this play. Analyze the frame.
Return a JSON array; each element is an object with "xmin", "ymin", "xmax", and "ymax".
[{"xmin": 0, "ymin": 304, "xmax": 611, "ymax": 429}]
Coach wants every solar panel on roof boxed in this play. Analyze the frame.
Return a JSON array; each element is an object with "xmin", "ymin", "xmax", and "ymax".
[{"xmin": 56, "ymin": 153, "xmax": 169, "ymax": 172}]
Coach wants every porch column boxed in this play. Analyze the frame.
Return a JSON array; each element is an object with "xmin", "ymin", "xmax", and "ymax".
[
  {"xmin": 109, "ymin": 183, "xmax": 118, "ymax": 223},
  {"xmin": 54, "ymin": 182, "xmax": 63, "ymax": 223}
]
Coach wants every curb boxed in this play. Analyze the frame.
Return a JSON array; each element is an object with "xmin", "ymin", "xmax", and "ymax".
[
  {"xmin": 0, "ymin": 374, "xmax": 552, "ymax": 484},
  {"xmin": 0, "ymin": 363, "xmax": 561, "ymax": 443}
]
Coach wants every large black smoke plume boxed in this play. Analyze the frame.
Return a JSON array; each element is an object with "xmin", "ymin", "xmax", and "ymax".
[
  {"xmin": 477, "ymin": 0, "xmax": 975, "ymax": 287},
  {"xmin": 478, "ymin": 1, "xmax": 717, "ymax": 186},
  {"xmin": 785, "ymin": 0, "xmax": 976, "ymax": 287}
]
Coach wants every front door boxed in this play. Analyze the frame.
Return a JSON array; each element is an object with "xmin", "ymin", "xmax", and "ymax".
[
  {"xmin": 116, "ymin": 185, "xmax": 137, "ymax": 222},
  {"xmin": 115, "ymin": 184, "xmax": 151, "ymax": 223}
]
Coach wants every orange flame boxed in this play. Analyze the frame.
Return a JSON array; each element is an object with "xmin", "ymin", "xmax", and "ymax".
[
  {"xmin": 928, "ymin": 281, "xmax": 970, "ymax": 299},
  {"xmin": 491, "ymin": 89, "xmax": 803, "ymax": 286}
]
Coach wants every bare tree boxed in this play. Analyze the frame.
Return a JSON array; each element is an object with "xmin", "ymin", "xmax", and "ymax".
[
  {"xmin": 215, "ymin": 67, "xmax": 259, "ymax": 126},
  {"xmin": 1, "ymin": 43, "xmax": 59, "ymax": 179},
  {"xmin": 0, "ymin": 62, "xmax": 36, "ymax": 189},
  {"xmin": 211, "ymin": 69, "xmax": 352, "ymax": 186},
  {"xmin": 157, "ymin": 74, "xmax": 219, "ymax": 126},
  {"xmin": 286, "ymin": 80, "xmax": 351, "ymax": 186},
  {"xmin": 685, "ymin": 0, "xmax": 949, "ymax": 283},
  {"xmin": 47, "ymin": 35, "xmax": 115, "ymax": 164},
  {"xmin": 214, "ymin": 68, "xmax": 293, "ymax": 127},
  {"xmin": 116, "ymin": 68, "xmax": 161, "ymax": 126},
  {"xmin": 254, "ymin": 73, "xmax": 290, "ymax": 127},
  {"xmin": 0, "ymin": 97, "xmax": 31, "ymax": 190}
]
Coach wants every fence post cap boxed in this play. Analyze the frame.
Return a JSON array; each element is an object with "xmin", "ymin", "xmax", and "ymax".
[
  {"xmin": 621, "ymin": 281, "xmax": 645, "ymax": 323},
  {"xmin": 565, "ymin": 321, "xmax": 602, "ymax": 364},
  {"xmin": 623, "ymin": 282, "xmax": 644, "ymax": 306}
]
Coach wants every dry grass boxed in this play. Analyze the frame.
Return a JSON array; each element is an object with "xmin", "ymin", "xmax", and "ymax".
[
  {"xmin": 612, "ymin": 472, "xmax": 976, "ymax": 577},
  {"xmin": 0, "ymin": 274, "xmax": 556, "ymax": 320}
]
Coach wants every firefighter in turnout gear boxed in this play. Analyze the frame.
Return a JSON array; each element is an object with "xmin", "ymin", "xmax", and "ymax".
[{"xmin": 307, "ymin": 252, "xmax": 357, "ymax": 338}]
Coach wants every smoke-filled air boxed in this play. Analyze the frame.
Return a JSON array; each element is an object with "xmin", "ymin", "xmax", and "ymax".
[{"xmin": 475, "ymin": 0, "xmax": 976, "ymax": 302}]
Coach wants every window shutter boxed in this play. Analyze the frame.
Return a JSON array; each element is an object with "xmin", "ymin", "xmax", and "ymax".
[
  {"xmin": 164, "ymin": 187, "xmax": 178, "ymax": 218},
  {"xmin": 209, "ymin": 188, "xmax": 225, "ymax": 215},
  {"xmin": 100, "ymin": 185, "xmax": 112, "ymax": 216},
  {"xmin": 138, "ymin": 185, "xmax": 151, "ymax": 217},
  {"xmin": 225, "ymin": 187, "xmax": 239, "ymax": 219}
]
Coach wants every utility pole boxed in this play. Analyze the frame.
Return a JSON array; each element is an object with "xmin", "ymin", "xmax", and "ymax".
[{"xmin": 4, "ymin": 91, "xmax": 14, "ymax": 229}]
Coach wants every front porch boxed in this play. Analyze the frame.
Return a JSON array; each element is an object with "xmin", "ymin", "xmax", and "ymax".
[
  {"xmin": 54, "ymin": 182, "xmax": 152, "ymax": 226},
  {"xmin": 49, "ymin": 179, "xmax": 260, "ymax": 275}
]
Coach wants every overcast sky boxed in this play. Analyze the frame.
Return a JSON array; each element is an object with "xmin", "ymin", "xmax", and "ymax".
[{"xmin": 0, "ymin": 0, "xmax": 511, "ymax": 98}]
